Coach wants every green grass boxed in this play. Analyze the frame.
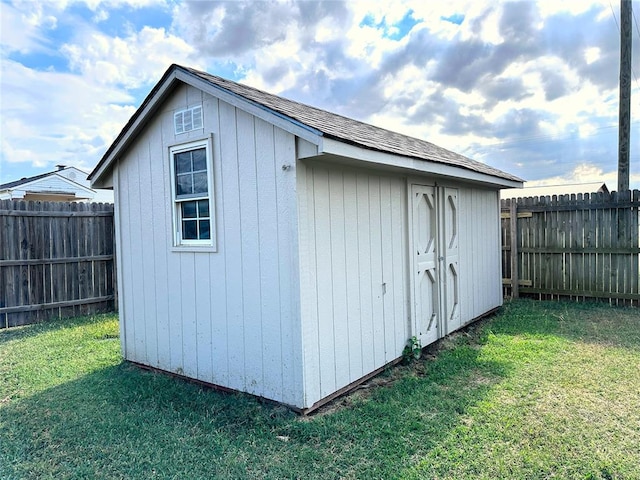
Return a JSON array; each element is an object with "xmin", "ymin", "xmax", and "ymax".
[{"xmin": 1, "ymin": 300, "xmax": 639, "ymax": 479}]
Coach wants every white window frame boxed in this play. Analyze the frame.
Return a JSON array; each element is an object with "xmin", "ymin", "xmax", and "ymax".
[{"xmin": 169, "ymin": 137, "xmax": 216, "ymax": 250}]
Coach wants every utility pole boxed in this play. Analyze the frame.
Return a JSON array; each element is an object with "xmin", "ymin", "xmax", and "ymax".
[{"xmin": 618, "ymin": 0, "xmax": 632, "ymax": 193}]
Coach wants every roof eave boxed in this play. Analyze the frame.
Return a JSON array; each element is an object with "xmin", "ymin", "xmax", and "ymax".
[{"xmin": 318, "ymin": 137, "xmax": 523, "ymax": 189}]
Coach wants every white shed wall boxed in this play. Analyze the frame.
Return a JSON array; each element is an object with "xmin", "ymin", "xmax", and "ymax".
[
  {"xmin": 297, "ymin": 162, "xmax": 410, "ymax": 408},
  {"xmin": 298, "ymin": 169, "xmax": 503, "ymax": 408},
  {"xmin": 114, "ymin": 84, "xmax": 303, "ymax": 407},
  {"xmin": 457, "ymin": 186, "xmax": 503, "ymax": 327}
]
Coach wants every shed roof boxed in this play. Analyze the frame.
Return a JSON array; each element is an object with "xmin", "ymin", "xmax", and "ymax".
[
  {"xmin": 182, "ymin": 66, "xmax": 521, "ymax": 182},
  {"xmin": 90, "ymin": 64, "xmax": 522, "ymax": 185}
]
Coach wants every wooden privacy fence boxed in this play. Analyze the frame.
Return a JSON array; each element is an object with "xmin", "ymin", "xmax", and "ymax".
[
  {"xmin": 501, "ymin": 190, "xmax": 640, "ymax": 305},
  {"xmin": 0, "ymin": 200, "xmax": 116, "ymax": 328}
]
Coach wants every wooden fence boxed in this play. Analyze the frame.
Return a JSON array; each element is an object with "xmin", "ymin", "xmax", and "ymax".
[
  {"xmin": 501, "ymin": 190, "xmax": 640, "ymax": 305},
  {"xmin": 0, "ymin": 200, "xmax": 116, "ymax": 328}
]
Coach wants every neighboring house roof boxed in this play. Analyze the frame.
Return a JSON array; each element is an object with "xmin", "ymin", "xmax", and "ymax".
[
  {"xmin": 501, "ymin": 182, "xmax": 609, "ymax": 199},
  {"xmin": 90, "ymin": 64, "xmax": 523, "ymax": 187},
  {"xmin": 1, "ymin": 171, "xmax": 62, "ymax": 190},
  {"xmin": 0, "ymin": 168, "xmax": 95, "ymax": 200}
]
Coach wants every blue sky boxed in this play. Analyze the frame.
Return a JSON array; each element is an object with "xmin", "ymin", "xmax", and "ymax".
[{"xmin": 1, "ymin": 0, "xmax": 639, "ymax": 189}]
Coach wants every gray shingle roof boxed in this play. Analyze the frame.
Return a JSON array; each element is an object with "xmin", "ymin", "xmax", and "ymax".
[
  {"xmin": 180, "ymin": 65, "xmax": 521, "ymax": 183},
  {"xmin": 0, "ymin": 170, "xmax": 57, "ymax": 190}
]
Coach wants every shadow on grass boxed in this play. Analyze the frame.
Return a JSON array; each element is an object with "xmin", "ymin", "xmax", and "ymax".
[{"xmin": 1, "ymin": 336, "xmax": 512, "ymax": 479}]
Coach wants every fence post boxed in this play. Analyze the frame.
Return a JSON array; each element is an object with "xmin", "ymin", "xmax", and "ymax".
[{"xmin": 510, "ymin": 201, "xmax": 519, "ymax": 298}]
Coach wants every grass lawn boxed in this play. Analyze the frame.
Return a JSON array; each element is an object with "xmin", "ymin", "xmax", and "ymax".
[{"xmin": 1, "ymin": 299, "xmax": 639, "ymax": 479}]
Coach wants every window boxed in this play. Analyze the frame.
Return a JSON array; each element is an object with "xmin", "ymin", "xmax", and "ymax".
[
  {"xmin": 170, "ymin": 139, "xmax": 215, "ymax": 247},
  {"xmin": 174, "ymin": 105, "xmax": 203, "ymax": 135}
]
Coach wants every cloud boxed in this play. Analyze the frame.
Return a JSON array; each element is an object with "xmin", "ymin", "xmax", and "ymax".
[
  {"xmin": 1, "ymin": 0, "xmax": 638, "ymax": 189},
  {"xmin": 172, "ymin": 1, "xmax": 350, "ymax": 58},
  {"xmin": 0, "ymin": 1, "xmax": 57, "ymax": 55},
  {"xmin": 0, "ymin": 59, "xmax": 135, "ymax": 172},
  {"xmin": 1, "ymin": 1, "xmax": 199, "ymax": 177},
  {"xmin": 526, "ymin": 163, "xmax": 640, "ymax": 191},
  {"xmin": 61, "ymin": 25, "xmax": 196, "ymax": 88}
]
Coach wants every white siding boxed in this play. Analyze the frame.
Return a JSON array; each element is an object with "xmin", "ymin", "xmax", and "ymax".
[
  {"xmin": 297, "ymin": 163, "xmax": 409, "ymax": 408},
  {"xmin": 457, "ymin": 186, "xmax": 503, "ymax": 323},
  {"xmin": 114, "ymin": 84, "xmax": 303, "ymax": 407},
  {"xmin": 31, "ymin": 176, "xmax": 77, "ymax": 192}
]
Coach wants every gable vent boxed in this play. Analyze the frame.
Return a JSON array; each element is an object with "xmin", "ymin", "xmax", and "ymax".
[{"xmin": 174, "ymin": 106, "xmax": 203, "ymax": 135}]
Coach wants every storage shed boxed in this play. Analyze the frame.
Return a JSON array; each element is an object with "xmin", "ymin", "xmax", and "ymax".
[{"xmin": 90, "ymin": 64, "xmax": 523, "ymax": 412}]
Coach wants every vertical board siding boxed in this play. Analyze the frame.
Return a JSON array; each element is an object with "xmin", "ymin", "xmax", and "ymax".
[
  {"xmin": 255, "ymin": 117, "xmax": 282, "ymax": 401},
  {"xmin": 368, "ymin": 177, "xmax": 386, "ymax": 369},
  {"xmin": 180, "ymin": 255, "xmax": 198, "ymax": 378},
  {"xmin": 355, "ymin": 174, "xmax": 375, "ymax": 376},
  {"xmin": 275, "ymin": 128, "xmax": 303, "ymax": 406},
  {"xmin": 501, "ymin": 191, "xmax": 640, "ymax": 304},
  {"xmin": 312, "ymin": 167, "xmax": 336, "ymax": 398},
  {"xmin": 207, "ymin": 96, "xmax": 229, "ymax": 387},
  {"xmin": 140, "ymin": 140, "xmax": 158, "ymax": 368},
  {"xmin": 218, "ymin": 100, "xmax": 245, "ymax": 392},
  {"xmin": 380, "ymin": 178, "xmax": 395, "ymax": 360},
  {"xmin": 115, "ymin": 87, "xmax": 302, "ymax": 406},
  {"xmin": 343, "ymin": 171, "xmax": 363, "ymax": 384},
  {"xmin": 298, "ymin": 165, "xmax": 409, "ymax": 407},
  {"xmin": 296, "ymin": 160, "xmax": 321, "ymax": 407},
  {"xmin": 329, "ymin": 169, "xmax": 350, "ymax": 391},
  {"xmin": 456, "ymin": 187, "xmax": 502, "ymax": 324},
  {"xmin": 237, "ymin": 109, "xmax": 263, "ymax": 395},
  {"xmin": 149, "ymin": 115, "xmax": 171, "ymax": 371},
  {"xmin": 0, "ymin": 200, "xmax": 115, "ymax": 328},
  {"xmin": 118, "ymin": 149, "xmax": 139, "ymax": 363},
  {"xmin": 390, "ymin": 181, "xmax": 409, "ymax": 354}
]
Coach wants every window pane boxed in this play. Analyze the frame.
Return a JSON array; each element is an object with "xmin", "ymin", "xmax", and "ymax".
[
  {"xmin": 198, "ymin": 199, "xmax": 209, "ymax": 217},
  {"xmin": 182, "ymin": 220, "xmax": 197, "ymax": 239},
  {"xmin": 199, "ymin": 220, "xmax": 210, "ymax": 239},
  {"xmin": 182, "ymin": 201, "xmax": 197, "ymax": 218},
  {"xmin": 174, "ymin": 113, "xmax": 184, "ymax": 134},
  {"xmin": 175, "ymin": 152, "xmax": 192, "ymax": 174},
  {"xmin": 183, "ymin": 110, "xmax": 193, "ymax": 131},
  {"xmin": 192, "ymin": 148, "xmax": 207, "ymax": 171},
  {"xmin": 192, "ymin": 172, "xmax": 208, "ymax": 194},
  {"xmin": 176, "ymin": 174, "xmax": 192, "ymax": 196},
  {"xmin": 192, "ymin": 107, "xmax": 203, "ymax": 129}
]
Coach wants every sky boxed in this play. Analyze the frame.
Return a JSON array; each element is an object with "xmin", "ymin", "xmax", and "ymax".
[{"xmin": 1, "ymin": 0, "xmax": 639, "ymax": 190}]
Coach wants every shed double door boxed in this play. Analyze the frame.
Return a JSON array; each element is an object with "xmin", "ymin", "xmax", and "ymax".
[{"xmin": 411, "ymin": 184, "xmax": 460, "ymax": 346}]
